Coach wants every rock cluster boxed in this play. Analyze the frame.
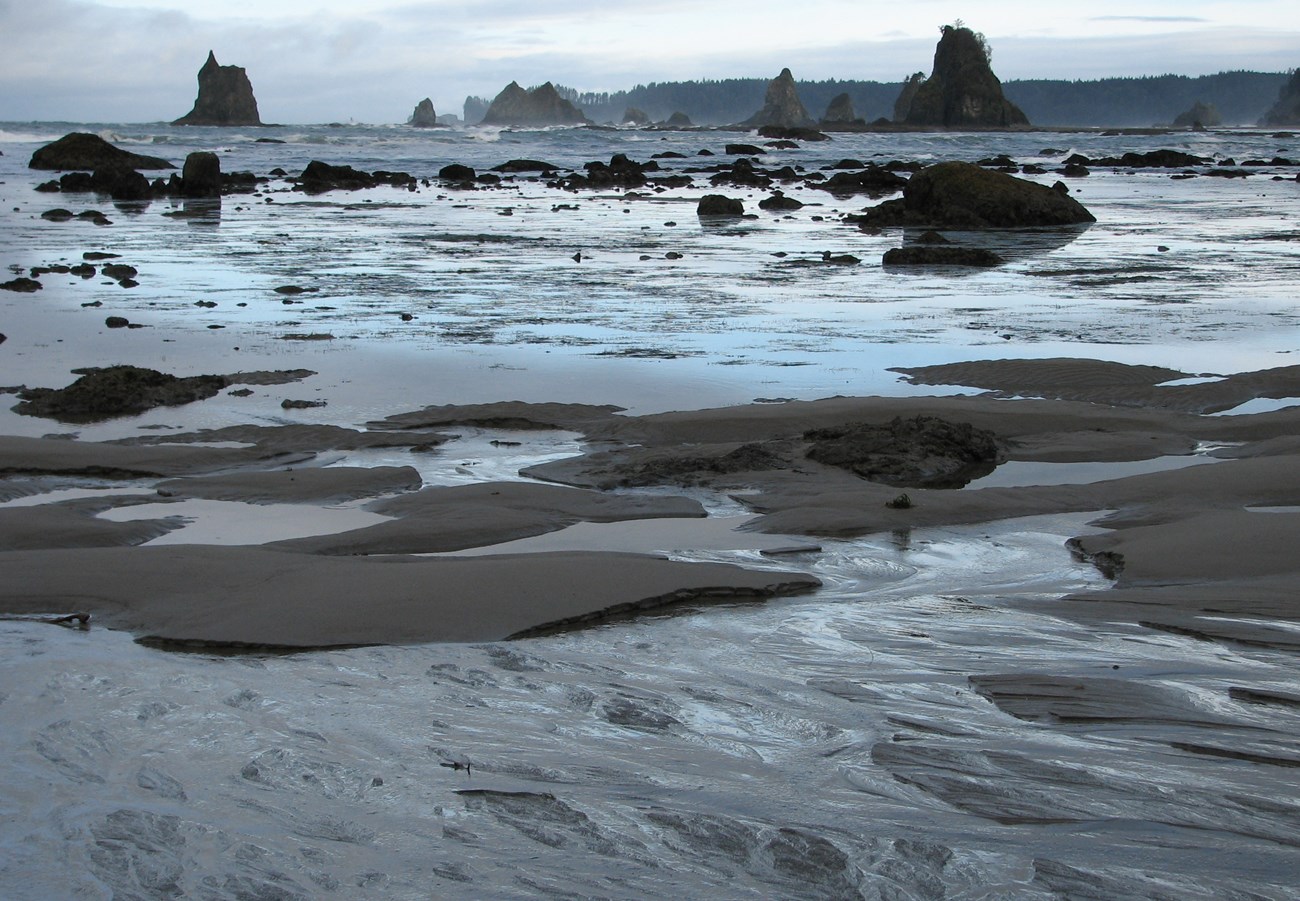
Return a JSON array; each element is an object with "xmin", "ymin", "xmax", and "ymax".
[
  {"xmin": 740, "ymin": 69, "xmax": 816, "ymax": 129},
  {"xmin": 14, "ymin": 366, "xmax": 229, "ymax": 422},
  {"xmin": 899, "ymin": 26, "xmax": 1028, "ymax": 128},
  {"xmin": 480, "ymin": 82, "xmax": 590, "ymax": 127},
  {"xmin": 173, "ymin": 51, "xmax": 263, "ymax": 126}
]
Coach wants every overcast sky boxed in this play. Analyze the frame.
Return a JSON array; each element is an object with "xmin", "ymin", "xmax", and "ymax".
[{"xmin": 1, "ymin": 0, "xmax": 1297, "ymax": 123}]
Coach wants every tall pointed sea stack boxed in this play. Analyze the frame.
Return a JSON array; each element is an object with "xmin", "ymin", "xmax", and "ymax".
[
  {"xmin": 821, "ymin": 93, "xmax": 858, "ymax": 125},
  {"xmin": 479, "ymin": 82, "xmax": 589, "ymax": 127},
  {"xmin": 741, "ymin": 68, "xmax": 815, "ymax": 129},
  {"xmin": 1260, "ymin": 68, "xmax": 1300, "ymax": 126},
  {"xmin": 901, "ymin": 26, "xmax": 1028, "ymax": 128},
  {"xmin": 173, "ymin": 51, "xmax": 262, "ymax": 126}
]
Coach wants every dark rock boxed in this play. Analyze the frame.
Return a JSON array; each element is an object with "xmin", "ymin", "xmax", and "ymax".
[
  {"xmin": 14, "ymin": 366, "xmax": 229, "ymax": 422},
  {"xmin": 104, "ymin": 316, "xmax": 131, "ymax": 328},
  {"xmin": 664, "ymin": 112, "xmax": 693, "ymax": 127},
  {"xmin": 697, "ymin": 194, "xmax": 744, "ymax": 216},
  {"xmin": 893, "ymin": 72, "xmax": 926, "ymax": 122},
  {"xmin": 860, "ymin": 161, "xmax": 1095, "ymax": 228},
  {"xmin": 101, "ymin": 264, "xmax": 137, "ymax": 280},
  {"xmin": 882, "ymin": 245, "xmax": 1003, "ymax": 267},
  {"xmin": 410, "ymin": 98, "xmax": 441, "ymax": 128},
  {"xmin": 709, "ymin": 159, "xmax": 771, "ymax": 188},
  {"xmin": 41, "ymin": 208, "xmax": 75, "ymax": 221},
  {"xmin": 90, "ymin": 165, "xmax": 151, "ymax": 201},
  {"xmin": 759, "ymin": 191, "xmax": 804, "ymax": 211},
  {"xmin": 916, "ymin": 230, "xmax": 949, "ymax": 244},
  {"xmin": 812, "ymin": 166, "xmax": 908, "ymax": 196},
  {"xmin": 740, "ymin": 68, "xmax": 816, "ymax": 129},
  {"xmin": 1, "ymin": 277, "xmax": 42, "ymax": 293},
  {"xmin": 281, "ymin": 398, "xmax": 327, "ymax": 409},
  {"xmin": 1261, "ymin": 69, "xmax": 1300, "ymax": 126},
  {"xmin": 622, "ymin": 107, "xmax": 650, "ymax": 126},
  {"xmin": 902, "ymin": 26, "xmax": 1028, "ymax": 128},
  {"xmin": 805, "ymin": 416, "xmax": 1005, "ymax": 488},
  {"xmin": 439, "ymin": 163, "xmax": 476, "ymax": 181},
  {"xmin": 491, "ymin": 159, "xmax": 559, "ymax": 173},
  {"xmin": 172, "ymin": 51, "xmax": 262, "ymax": 126},
  {"xmin": 29, "ymin": 133, "xmax": 172, "ymax": 171},
  {"xmin": 557, "ymin": 153, "xmax": 652, "ymax": 190},
  {"xmin": 757, "ymin": 125, "xmax": 829, "ymax": 142},
  {"xmin": 295, "ymin": 160, "xmax": 415, "ymax": 193},
  {"xmin": 181, "ymin": 151, "xmax": 222, "ymax": 198},
  {"xmin": 480, "ymin": 81, "xmax": 589, "ymax": 127},
  {"xmin": 1172, "ymin": 101, "xmax": 1221, "ymax": 128},
  {"xmin": 821, "ymin": 92, "xmax": 859, "ymax": 125},
  {"xmin": 725, "ymin": 143, "xmax": 765, "ymax": 156}
]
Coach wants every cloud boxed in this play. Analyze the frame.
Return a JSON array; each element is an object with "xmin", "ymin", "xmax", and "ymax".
[{"xmin": 1089, "ymin": 16, "xmax": 1208, "ymax": 23}]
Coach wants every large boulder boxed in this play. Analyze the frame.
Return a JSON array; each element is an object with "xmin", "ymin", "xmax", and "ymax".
[
  {"xmin": 860, "ymin": 161, "xmax": 1095, "ymax": 228},
  {"xmin": 902, "ymin": 26, "xmax": 1028, "ymax": 128},
  {"xmin": 14, "ymin": 366, "xmax": 229, "ymax": 422},
  {"xmin": 479, "ymin": 81, "xmax": 590, "ymax": 127},
  {"xmin": 740, "ymin": 68, "xmax": 816, "ymax": 129},
  {"xmin": 180, "ymin": 151, "xmax": 222, "ymax": 198},
  {"xmin": 1172, "ymin": 101, "xmax": 1221, "ymax": 128},
  {"xmin": 821, "ymin": 92, "xmax": 859, "ymax": 125},
  {"xmin": 1261, "ymin": 69, "xmax": 1300, "ymax": 126},
  {"xmin": 410, "ymin": 98, "xmax": 441, "ymax": 127},
  {"xmin": 173, "ymin": 51, "xmax": 263, "ymax": 126},
  {"xmin": 622, "ymin": 107, "xmax": 651, "ymax": 126},
  {"xmin": 664, "ymin": 111, "xmax": 693, "ymax": 127},
  {"xmin": 697, "ymin": 194, "xmax": 744, "ymax": 217},
  {"xmin": 805, "ymin": 416, "xmax": 1006, "ymax": 488},
  {"xmin": 29, "ymin": 133, "xmax": 173, "ymax": 171},
  {"xmin": 893, "ymin": 72, "xmax": 925, "ymax": 122}
]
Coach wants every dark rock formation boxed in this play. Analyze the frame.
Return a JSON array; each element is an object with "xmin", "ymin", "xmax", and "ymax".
[
  {"xmin": 622, "ymin": 107, "xmax": 650, "ymax": 126},
  {"xmin": 1, "ymin": 277, "xmax": 42, "ymax": 293},
  {"xmin": 664, "ymin": 112, "xmax": 693, "ymax": 127},
  {"xmin": 740, "ymin": 68, "xmax": 815, "ymax": 129},
  {"xmin": 882, "ymin": 245, "xmax": 1004, "ymax": 267},
  {"xmin": 860, "ymin": 162, "xmax": 1095, "ymax": 228},
  {"xmin": 757, "ymin": 125, "xmax": 829, "ymax": 142},
  {"xmin": 812, "ymin": 166, "xmax": 908, "ymax": 196},
  {"xmin": 438, "ymin": 163, "xmax": 476, "ymax": 182},
  {"xmin": 821, "ymin": 93, "xmax": 859, "ymax": 125},
  {"xmin": 697, "ymin": 195, "xmax": 744, "ymax": 216},
  {"xmin": 29, "ymin": 133, "xmax": 172, "ymax": 171},
  {"xmin": 172, "ymin": 51, "xmax": 262, "ymax": 126},
  {"xmin": 410, "ymin": 98, "xmax": 441, "ymax": 128},
  {"xmin": 294, "ymin": 161, "xmax": 415, "ymax": 193},
  {"xmin": 181, "ymin": 152, "xmax": 222, "ymax": 198},
  {"xmin": 1261, "ymin": 69, "xmax": 1300, "ymax": 126},
  {"xmin": 14, "ymin": 366, "xmax": 229, "ymax": 422},
  {"xmin": 555, "ymin": 154, "xmax": 655, "ymax": 190},
  {"xmin": 480, "ymin": 81, "xmax": 589, "ymax": 127},
  {"xmin": 902, "ymin": 26, "xmax": 1028, "ymax": 128},
  {"xmin": 893, "ymin": 72, "xmax": 925, "ymax": 122},
  {"xmin": 804, "ymin": 416, "xmax": 1005, "ymax": 488},
  {"xmin": 759, "ymin": 191, "xmax": 803, "ymax": 211},
  {"xmin": 90, "ymin": 165, "xmax": 151, "ymax": 200},
  {"xmin": 1065, "ymin": 150, "xmax": 1207, "ymax": 168},
  {"xmin": 1172, "ymin": 101, "xmax": 1221, "ymax": 128}
]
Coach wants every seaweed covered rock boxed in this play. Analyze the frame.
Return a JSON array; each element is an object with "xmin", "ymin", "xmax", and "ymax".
[
  {"xmin": 860, "ymin": 162, "xmax": 1094, "ymax": 228},
  {"xmin": 14, "ymin": 366, "xmax": 229, "ymax": 422},
  {"xmin": 173, "ymin": 51, "xmax": 262, "ymax": 126},
  {"xmin": 740, "ymin": 68, "xmax": 816, "ymax": 129},
  {"xmin": 902, "ymin": 25, "xmax": 1028, "ymax": 128},
  {"xmin": 805, "ymin": 416, "xmax": 1005, "ymax": 488},
  {"xmin": 29, "ymin": 133, "xmax": 173, "ymax": 171},
  {"xmin": 480, "ymin": 81, "xmax": 589, "ymax": 127}
]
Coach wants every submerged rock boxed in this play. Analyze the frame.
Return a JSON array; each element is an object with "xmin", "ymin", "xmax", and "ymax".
[
  {"xmin": 740, "ymin": 68, "xmax": 816, "ymax": 129},
  {"xmin": 902, "ymin": 25, "xmax": 1028, "ymax": 128},
  {"xmin": 860, "ymin": 162, "xmax": 1095, "ymax": 228},
  {"xmin": 172, "ymin": 51, "xmax": 263, "ymax": 126},
  {"xmin": 14, "ymin": 366, "xmax": 229, "ymax": 422},
  {"xmin": 804, "ymin": 416, "xmax": 1005, "ymax": 488},
  {"xmin": 480, "ymin": 81, "xmax": 589, "ymax": 127},
  {"xmin": 29, "ymin": 133, "xmax": 173, "ymax": 171}
]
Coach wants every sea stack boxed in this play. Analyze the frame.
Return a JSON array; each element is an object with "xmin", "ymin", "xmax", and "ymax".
[
  {"xmin": 900, "ymin": 25, "xmax": 1028, "ymax": 128},
  {"xmin": 741, "ymin": 68, "xmax": 816, "ymax": 129},
  {"xmin": 1261, "ymin": 69, "xmax": 1300, "ymax": 126},
  {"xmin": 821, "ymin": 93, "xmax": 859, "ymax": 125},
  {"xmin": 1172, "ymin": 101, "xmax": 1221, "ymax": 128},
  {"xmin": 410, "ymin": 98, "xmax": 440, "ymax": 127},
  {"xmin": 479, "ymin": 82, "xmax": 589, "ymax": 127},
  {"xmin": 173, "ymin": 51, "xmax": 262, "ymax": 126},
  {"xmin": 893, "ymin": 73, "xmax": 925, "ymax": 122}
]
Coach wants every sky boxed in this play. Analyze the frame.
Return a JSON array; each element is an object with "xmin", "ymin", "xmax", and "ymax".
[{"xmin": 1, "ymin": 0, "xmax": 1297, "ymax": 123}]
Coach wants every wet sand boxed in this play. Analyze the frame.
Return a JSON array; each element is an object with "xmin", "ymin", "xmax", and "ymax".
[{"xmin": 3, "ymin": 357, "xmax": 1299, "ymax": 652}]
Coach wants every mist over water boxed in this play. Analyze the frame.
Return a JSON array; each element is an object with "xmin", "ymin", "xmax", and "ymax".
[{"xmin": 2, "ymin": 122, "xmax": 1299, "ymax": 898}]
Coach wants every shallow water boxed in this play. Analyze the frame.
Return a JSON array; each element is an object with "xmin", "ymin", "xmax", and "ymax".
[{"xmin": 3, "ymin": 123, "xmax": 1300, "ymax": 897}]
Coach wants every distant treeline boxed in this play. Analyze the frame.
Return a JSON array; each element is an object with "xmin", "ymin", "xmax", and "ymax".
[{"xmin": 464, "ymin": 71, "xmax": 1291, "ymax": 128}]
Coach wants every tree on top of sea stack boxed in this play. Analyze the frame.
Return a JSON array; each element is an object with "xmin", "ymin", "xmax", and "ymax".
[
  {"xmin": 899, "ymin": 24, "xmax": 1028, "ymax": 128},
  {"xmin": 173, "ymin": 51, "xmax": 263, "ymax": 126},
  {"xmin": 741, "ymin": 68, "xmax": 816, "ymax": 129}
]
